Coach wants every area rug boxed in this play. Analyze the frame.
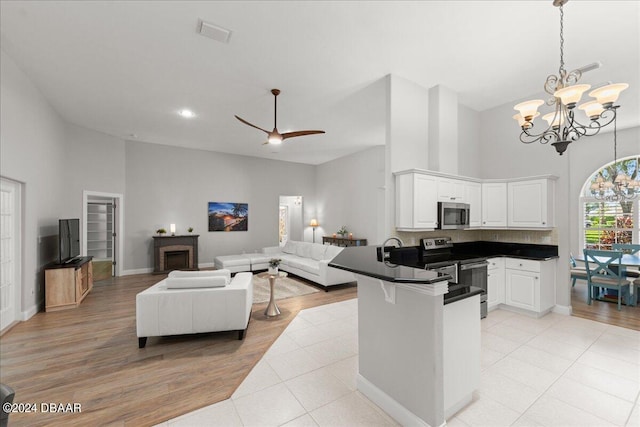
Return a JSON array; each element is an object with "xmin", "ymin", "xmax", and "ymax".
[{"xmin": 252, "ymin": 274, "xmax": 320, "ymax": 304}]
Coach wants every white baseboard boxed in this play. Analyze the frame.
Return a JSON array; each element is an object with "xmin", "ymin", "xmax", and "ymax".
[
  {"xmin": 553, "ymin": 304, "xmax": 572, "ymax": 315},
  {"xmin": 22, "ymin": 304, "xmax": 39, "ymax": 321},
  {"xmin": 356, "ymin": 374, "xmax": 437, "ymax": 427},
  {"xmin": 122, "ymin": 268, "xmax": 153, "ymax": 276}
]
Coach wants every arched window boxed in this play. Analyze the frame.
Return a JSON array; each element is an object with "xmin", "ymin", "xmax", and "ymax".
[{"xmin": 580, "ymin": 155, "xmax": 640, "ymax": 249}]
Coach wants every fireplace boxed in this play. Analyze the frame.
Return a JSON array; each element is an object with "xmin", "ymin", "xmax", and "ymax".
[
  {"xmin": 164, "ymin": 250, "xmax": 189, "ymax": 270},
  {"xmin": 153, "ymin": 235, "xmax": 199, "ymax": 274}
]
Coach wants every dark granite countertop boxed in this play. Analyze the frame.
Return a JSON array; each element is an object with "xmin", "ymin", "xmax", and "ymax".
[
  {"xmin": 453, "ymin": 241, "xmax": 558, "ymax": 261},
  {"xmin": 329, "ymin": 246, "xmax": 450, "ymax": 284}
]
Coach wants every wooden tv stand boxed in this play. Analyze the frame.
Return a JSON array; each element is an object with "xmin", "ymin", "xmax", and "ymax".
[{"xmin": 45, "ymin": 256, "xmax": 93, "ymax": 312}]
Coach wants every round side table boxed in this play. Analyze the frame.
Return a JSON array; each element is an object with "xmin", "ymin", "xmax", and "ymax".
[{"xmin": 259, "ymin": 271, "xmax": 288, "ymax": 317}]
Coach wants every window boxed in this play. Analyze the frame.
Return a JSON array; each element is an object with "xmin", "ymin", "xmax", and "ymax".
[{"xmin": 580, "ymin": 155, "xmax": 640, "ymax": 249}]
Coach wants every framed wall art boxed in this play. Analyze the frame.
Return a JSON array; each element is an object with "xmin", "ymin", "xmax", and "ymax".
[{"xmin": 208, "ymin": 202, "xmax": 248, "ymax": 232}]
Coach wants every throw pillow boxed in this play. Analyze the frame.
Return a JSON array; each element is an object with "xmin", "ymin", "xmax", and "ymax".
[
  {"xmin": 296, "ymin": 242, "xmax": 312, "ymax": 258},
  {"xmin": 282, "ymin": 240, "xmax": 297, "ymax": 254},
  {"xmin": 166, "ymin": 276, "xmax": 228, "ymax": 289},
  {"xmin": 168, "ymin": 269, "xmax": 231, "ymax": 283}
]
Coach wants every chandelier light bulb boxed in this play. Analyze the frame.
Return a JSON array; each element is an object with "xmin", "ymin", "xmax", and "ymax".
[
  {"xmin": 589, "ymin": 83, "xmax": 629, "ymax": 107},
  {"xmin": 553, "ymin": 84, "xmax": 591, "ymax": 108},
  {"xmin": 513, "ymin": 113, "xmax": 538, "ymax": 128},
  {"xmin": 542, "ymin": 112, "xmax": 564, "ymax": 128},
  {"xmin": 578, "ymin": 100, "xmax": 604, "ymax": 119},
  {"xmin": 514, "ymin": 100, "xmax": 544, "ymax": 120}
]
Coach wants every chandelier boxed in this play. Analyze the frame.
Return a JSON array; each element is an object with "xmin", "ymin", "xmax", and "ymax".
[
  {"xmin": 513, "ymin": 0, "xmax": 628, "ymax": 155},
  {"xmin": 590, "ymin": 118, "xmax": 639, "ymax": 202}
]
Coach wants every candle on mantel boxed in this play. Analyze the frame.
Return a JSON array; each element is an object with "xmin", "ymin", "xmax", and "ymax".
[
  {"xmin": 332, "ymin": 233, "xmax": 337, "ymax": 238},
  {"xmin": 349, "ymin": 233, "xmax": 353, "ymax": 239},
  {"xmin": 170, "ymin": 224, "xmax": 176, "ymax": 235}
]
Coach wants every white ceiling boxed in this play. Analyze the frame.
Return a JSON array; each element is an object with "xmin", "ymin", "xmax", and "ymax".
[{"xmin": 1, "ymin": 1, "xmax": 638, "ymax": 165}]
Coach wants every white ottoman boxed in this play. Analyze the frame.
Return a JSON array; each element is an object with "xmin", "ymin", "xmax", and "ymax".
[
  {"xmin": 246, "ymin": 254, "xmax": 271, "ymax": 271},
  {"xmin": 214, "ymin": 254, "xmax": 251, "ymax": 273}
]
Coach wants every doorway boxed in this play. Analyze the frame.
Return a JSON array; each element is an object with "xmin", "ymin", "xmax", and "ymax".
[
  {"xmin": 0, "ymin": 177, "xmax": 22, "ymax": 333},
  {"xmin": 279, "ymin": 196, "xmax": 303, "ymax": 245},
  {"xmin": 83, "ymin": 191, "xmax": 123, "ymax": 279}
]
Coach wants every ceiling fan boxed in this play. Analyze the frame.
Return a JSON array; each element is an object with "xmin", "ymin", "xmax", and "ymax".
[{"xmin": 235, "ymin": 89, "xmax": 325, "ymax": 145}]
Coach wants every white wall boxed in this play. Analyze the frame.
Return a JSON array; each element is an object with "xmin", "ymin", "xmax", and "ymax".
[
  {"xmin": 0, "ymin": 50, "xmax": 127, "ymax": 316},
  {"xmin": 388, "ymin": 75, "xmax": 429, "ymax": 173},
  {"xmin": 0, "ymin": 50, "xmax": 67, "ymax": 315},
  {"xmin": 316, "ymin": 146, "xmax": 386, "ymax": 245},
  {"xmin": 428, "ymin": 85, "xmax": 459, "ymax": 174},
  {"xmin": 457, "ymin": 104, "xmax": 481, "ymax": 178},
  {"xmin": 123, "ymin": 141, "xmax": 316, "ymax": 272}
]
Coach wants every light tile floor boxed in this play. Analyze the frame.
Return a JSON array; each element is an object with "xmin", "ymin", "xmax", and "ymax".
[{"xmin": 159, "ymin": 299, "xmax": 640, "ymax": 427}]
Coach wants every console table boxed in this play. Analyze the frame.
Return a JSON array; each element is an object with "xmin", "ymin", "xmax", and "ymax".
[
  {"xmin": 153, "ymin": 235, "xmax": 199, "ymax": 274},
  {"xmin": 323, "ymin": 236, "xmax": 367, "ymax": 247},
  {"xmin": 45, "ymin": 257, "xmax": 93, "ymax": 311}
]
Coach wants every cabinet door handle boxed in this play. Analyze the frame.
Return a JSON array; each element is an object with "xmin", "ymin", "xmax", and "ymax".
[{"xmin": 542, "ymin": 222, "xmax": 546, "ymax": 225}]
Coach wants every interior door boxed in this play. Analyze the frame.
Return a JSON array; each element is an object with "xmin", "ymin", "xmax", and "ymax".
[
  {"xmin": 87, "ymin": 199, "xmax": 115, "ymax": 281},
  {"xmin": 0, "ymin": 178, "xmax": 21, "ymax": 332}
]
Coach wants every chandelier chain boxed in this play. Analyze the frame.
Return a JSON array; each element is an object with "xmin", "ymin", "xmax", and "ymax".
[{"xmin": 559, "ymin": 5, "xmax": 565, "ymax": 76}]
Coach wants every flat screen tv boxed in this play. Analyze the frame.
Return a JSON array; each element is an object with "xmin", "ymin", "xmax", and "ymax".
[{"xmin": 59, "ymin": 218, "xmax": 80, "ymax": 264}]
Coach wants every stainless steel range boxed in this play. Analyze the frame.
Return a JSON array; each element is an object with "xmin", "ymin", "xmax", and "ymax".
[{"xmin": 419, "ymin": 237, "xmax": 488, "ymax": 318}]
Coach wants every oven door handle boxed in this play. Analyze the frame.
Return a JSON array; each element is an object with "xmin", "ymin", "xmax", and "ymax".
[{"xmin": 459, "ymin": 261, "xmax": 489, "ymax": 271}]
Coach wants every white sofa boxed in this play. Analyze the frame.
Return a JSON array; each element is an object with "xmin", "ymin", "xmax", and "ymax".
[
  {"xmin": 262, "ymin": 241, "xmax": 356, "ymax": 289},
  {"xmin": 136, "ymin": 270, "xmax": 253, "ymax": 348}
]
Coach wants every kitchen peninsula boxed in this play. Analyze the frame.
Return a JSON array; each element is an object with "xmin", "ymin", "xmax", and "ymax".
[{"xmin": 329, "ymin": 246, "xmax": 483, "ymax": 427}]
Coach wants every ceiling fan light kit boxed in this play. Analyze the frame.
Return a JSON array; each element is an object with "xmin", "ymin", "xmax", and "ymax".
[
  {"xmin": 235, "ymin": 89, "xmax": 325, "ymax": 146},
  {"xmin": 513, "ymin": 0, "xmax": 628, "ymax": 155}
]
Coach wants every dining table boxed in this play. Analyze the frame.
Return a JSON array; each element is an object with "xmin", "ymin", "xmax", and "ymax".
[{"xmin": 575, "ymin": 252, "xmax": 640, "ymax": 306}]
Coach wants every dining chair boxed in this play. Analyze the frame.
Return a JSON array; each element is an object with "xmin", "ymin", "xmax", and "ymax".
[
  {"xmin": 583, "ymin": 249, "xmax": 632, "ymax": 311},
  {"xmin": 570, "ymin": 253, "xmax": 588, "ymax": 287}
]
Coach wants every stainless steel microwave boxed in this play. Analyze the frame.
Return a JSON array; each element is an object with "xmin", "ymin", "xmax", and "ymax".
[{"xmin": 437, "ymin": 202, "xmax": 470, "ymax": 229}]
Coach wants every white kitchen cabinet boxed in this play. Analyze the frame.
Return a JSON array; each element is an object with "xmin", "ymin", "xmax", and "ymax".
[
  {"xmin": 487, "ymin": 258, "xmax": 505, "ymax": 310},
  {"xmin": 505, "ymin": 258, "xmax": 556, "ymax": 315},
  {"xmin": 508, "ymin": 179, "xmax": 555, "ymax": 228},
  {"xmin": 464, "ymin": 181, "xmax": 482, "ymax": 228},
  {"xmin": 481, "ymin": 183, "xmax": 507, "ymax": 227},
  {"xmin": 395, "ymin": 172, "xmax": 439, "ymax": 230},
  {"xmin": 437, "ymin": 177, "xmax": 466, "ymax": 202}
]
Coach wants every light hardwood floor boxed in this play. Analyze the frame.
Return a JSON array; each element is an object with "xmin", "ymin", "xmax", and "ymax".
[
  {"xmin": 571, "ymin": 280, "xmax": 640, "ymax": 331},
  {"xmin": 0, "ymin": 273, "xmax": 357, "ymax": 426}
]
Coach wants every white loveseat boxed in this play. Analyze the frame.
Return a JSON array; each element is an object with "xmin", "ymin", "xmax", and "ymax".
[
  {"xmin": 262, "ymin": 241, "xmax": 356, "ymax": 289},
  {"xmin": 136, "ymin": 270, "xmax": 253, "ymax": 348}
]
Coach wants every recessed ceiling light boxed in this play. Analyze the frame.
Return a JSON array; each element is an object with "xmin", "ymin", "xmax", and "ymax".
[{"xmin": 178, "ymin": 109, "xmax": 196, "ymax": 118}]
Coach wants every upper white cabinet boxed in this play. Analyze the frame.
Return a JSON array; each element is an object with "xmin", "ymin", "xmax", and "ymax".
[
  {"xmin": 394, "ymin": 170, "xmax": 557, "ymax": 231},
  {"xmin": 396, "ymin": 172, "xmax": 439, "ymax": 230},
  {"xmin": 464, "ymin": 181, "xmax": 482, "ymax": 228},
  {"xmin": 481, "ymin": 183, "xmax": 507, "ymax": 227},
  {"xmin": 437, "ymin": 178, "xmax": 466, "ymax": 202},
  {"xmin": 508, "ymin": 179, "xmax": 555, "ymax": 229}
]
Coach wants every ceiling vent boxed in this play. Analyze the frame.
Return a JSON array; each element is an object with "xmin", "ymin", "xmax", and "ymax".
[{"xmin": 197, "ymin": 19, "xmax": 232, "ymax": 44}]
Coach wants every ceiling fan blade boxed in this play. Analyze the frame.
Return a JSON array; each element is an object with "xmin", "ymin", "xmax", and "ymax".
[
  {"xmin": 234, "ymin": 115, "xmax": 269, "ymax": 134},
  {"xmin": 281, "ymin": 130, "xmax": 326, "ymax": 140}
]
